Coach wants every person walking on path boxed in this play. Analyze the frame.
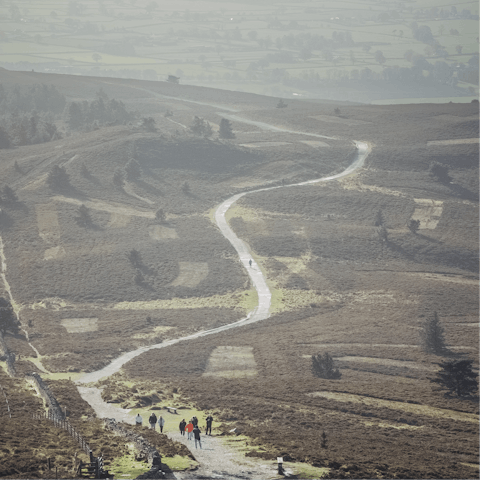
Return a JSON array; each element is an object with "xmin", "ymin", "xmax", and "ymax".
[
  {"xmin": 205, "ymin": 415, "xmax": 213, "ymax": 435},
  {"xmin": 193, "ymin": 425, "xmax": 202, "ymax": 449},
  {"xmin": 149, "ymin": 413, "xmax": 157, "ymax": 430},
  {"xmin": 158, "ymin": 415, "xmax": 165, "ymax": 433},
  {"xmin": 249, "ymin": 259, "xmax": 252, "ymax": 267},
  {"xmin": 179, "ymin": 419, "xmax": 186, "ymax": 436},
  {"xmin": 185, "ymin": 421, "xmax": 194, "ymax": 440},
  {"xmin": 192, "ymin": 416, "xmax": 198, "ymax": 427},
  {"xmin": 135, "ymin": 414, "xmax": 143, "ymax": 426}
]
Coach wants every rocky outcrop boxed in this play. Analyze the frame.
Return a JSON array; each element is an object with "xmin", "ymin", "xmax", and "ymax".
[{"xmin": 103, "ymin": 418, "xmax": 165, "ymax": 478}]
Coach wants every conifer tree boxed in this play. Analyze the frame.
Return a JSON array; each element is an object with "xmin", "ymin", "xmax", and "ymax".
[
  {"xmin": 421, "ymin": 312, "xmax": 446, "ymax": 354},
  {"xmin": 219, "ymin": 118, "xmax": 235, "ymax": 139},
  {"xmin": 46, "ymin": 165, "xmax": 69, "ymax": 189}
]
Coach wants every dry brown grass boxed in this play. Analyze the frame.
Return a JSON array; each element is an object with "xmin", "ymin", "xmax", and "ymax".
[{"xmin": 0, "ymin": 73, "xmax": 477, "ymax": 478}]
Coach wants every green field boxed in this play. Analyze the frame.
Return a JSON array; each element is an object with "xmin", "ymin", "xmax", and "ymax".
[{"xmin": 0, "ymin": 0, "xmax": 478, "ymax": 103}]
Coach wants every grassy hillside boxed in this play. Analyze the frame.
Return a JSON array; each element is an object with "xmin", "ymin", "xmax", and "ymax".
[{"xmin": 0, "ymin": 70, "xmax": 478, "ymax": 478}]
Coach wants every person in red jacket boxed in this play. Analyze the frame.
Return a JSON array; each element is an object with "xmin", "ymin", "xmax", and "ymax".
[{"xmin": 185, "ymin": 421, "xmax": 194, "ymax": 440}]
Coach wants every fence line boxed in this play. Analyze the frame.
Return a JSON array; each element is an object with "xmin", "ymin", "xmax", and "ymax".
[
  {"xmin": 25, "ymin": 372, "xmax": 64, "ymax": 419},
  {"xmin": 32, "ymin": 410, "xmax": 92, "ymax": 455},
  {"xmin": 0, "ymin": 383, "xmax": 11, "ymax": 418}
]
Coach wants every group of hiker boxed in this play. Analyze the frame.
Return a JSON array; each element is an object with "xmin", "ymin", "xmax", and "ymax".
[
  {"xmin": 179, "ymin": 415, "xmax": 213, "ymax": 449},
  {"xmin": 134, "ymin": 412, "xmax": 214, "ymax": 449},
  {"xmin": 135, "ymin": 412, "xmax": 166, "ymax": 432}
]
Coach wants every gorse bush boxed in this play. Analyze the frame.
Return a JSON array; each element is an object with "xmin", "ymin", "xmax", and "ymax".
[
  {"xmin": 189, "ymin": 116, "xmax": 213, "ymax": 137},
  {"xmin": 311, "ymin": 353, "xmax": 341, "ymax": 379},
  {"xmin": 46, "ymin": 165, "xmax": 69, "ymax": 189}
]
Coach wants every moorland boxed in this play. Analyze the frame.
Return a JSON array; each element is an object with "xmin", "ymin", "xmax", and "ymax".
[{"xmin": 0, "ymin": 65, "xmax": 478, "ymax": 479}]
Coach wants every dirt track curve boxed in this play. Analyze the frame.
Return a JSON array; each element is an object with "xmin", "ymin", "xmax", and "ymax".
[{"xmin": 76, "ymin": 139, "xmax": 370, "ymax": 384}]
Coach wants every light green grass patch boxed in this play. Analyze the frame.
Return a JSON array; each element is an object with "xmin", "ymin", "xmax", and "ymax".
[
  {"xmin": 108, "ymin": 453, "xmax": 150, "ymax": 479},
  {"xmin": 161, "ymin": 454, "xmax": 198, "ymax": 471},
  {"xmin": 270, "ymin": 287, "xmax": 325, "ymax": 313},
  {"xmin": 286, "ymin": 462, "xmax": 330, "ymax": 479}
]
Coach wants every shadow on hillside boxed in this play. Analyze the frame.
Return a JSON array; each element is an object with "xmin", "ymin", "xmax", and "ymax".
[
  {"xmin": 447, "ymin": 182, "xmax": 479, "ymax": 202},
  {"xmin": 82, "ymin": 172, "xmax": 102, "ymax": 186},
  {"xmin": 386, "ymin": 241, "xmax": 415, "ymax": 260},
  {"xmin": 135, "ymin": 179, "xmax": 164, "ymax": 197},
  {"xmin": 181, "ymin": 189, "xmax": 200, "ymax": 201},
  {"xmin": 51, "ymin": 183, "xmax": 86, "ymax": 200},
  {"xmin": 414, "ymin": 233, "xmax": 442, "ymax": 244},
  {"xmin": 2, "ymin": 200, "xmax": 29, "ymax": 214}
]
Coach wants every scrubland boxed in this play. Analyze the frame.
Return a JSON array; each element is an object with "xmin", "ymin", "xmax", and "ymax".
[{"xmin": 0, "ymin": 69, "xmax": 478, "ymax": 478}]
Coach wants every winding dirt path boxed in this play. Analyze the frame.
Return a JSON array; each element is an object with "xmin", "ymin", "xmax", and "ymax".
[{"xmin": 76, "ymin": 142, "xmax": 370, "ymax": 385}]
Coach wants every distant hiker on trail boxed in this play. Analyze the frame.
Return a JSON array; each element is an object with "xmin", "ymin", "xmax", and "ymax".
[
  {"xmin": 158, "ymin": 415, "xmax": 165, "ymax": 433},
  {"xmin": 179, "ymin": 419, "xmax": 186, "ymax": 436},
  {"xmin": 193, "ymin": 425, "xmax": 202, "ymax": 449},
  {"xmin": 249, "ymin": 259, "xmax": 252, "ymax": 267},
  {"xmin": 149, "ymin": 413, "xmax": 157, "ymax": 430},
  {"xmin": 185, "ymin": 421, "xmax": 194, "ymax": 440},
  {"xmin": 135, "ymin": 414, "xmax": 143, "ymax": 426},
  {"xmin": 206, "ymin": 415, "xmax": 213, "ymax": 435},
  {"xmin": 192, "ymin": 416, "xmax": 198, "ymax": 427}
]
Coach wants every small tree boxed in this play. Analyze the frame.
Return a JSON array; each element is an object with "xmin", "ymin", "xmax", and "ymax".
[
  {"xmin": 333, "ymin": 107, "xmax": 341, "ymax": 115},
  {"xmin": 320, "ymin": 431, "xmax": 328, "ymax": 448},
  {"xmin": 0, "ymin": 297, "xmax": 17, "ymax": 334},
  {"xmin": 1, "ymin": 185, "xmax": 17, "ymax": 203},
  {"xmin": 219, "ymin": 118, "xmax": 235, "ymax": 139},
  {"xmin": 46, "ymin": 165, "xmax": 69, "ymax": 189},
  {"xmin": 312, "ymin": 353, "xmax": 341, "ymax": 379},
  {"xmin": 134, "ymin": 269, "xmax": 144, "ymax": 285},
  {"xmin": 127, "ymin": 249, "xmax": 142, "ymax": 268},
  {"xmin": 408, "ymin": 219, "xmax": 421, "ymax": 234},
  {"xmin": 431, "ymin": 359, "xmax": 478, "ymax": 397},
  {"xmin": 421, "ymin": 312, "xmax": 446, "ymax": 354},
  {"xmin": 276, "ymin": 99, "xmax": 287, "ymax": 108},
  {"xmin": 141, "ymin": 117, "xmax": 157, "ymax": 132},
  {"xmin": 113, "ymin": 169, "xmax": 124, "ymax": 187},
  {"xmin": 190, "ymin": 116, "xmax": 213, "ymax": 137},
  {"xmin": 155, "ymin": 208, "xmax": 166, "ymax": 223},
  {"xmin": 124, "ymin": 159, "xmax": 142, "ymax": 181},
  {"xmin": 76, "ymin": 204, "xmax": 91, "ymax": 227},
  {"xmin": 374, "ymin": 209, "xmax": 384, "ymax": 227},
  {"xmin": 376, "ymin": 225, "xmax": 388, "ymax": 243},
  {"xmin": 0, "ymin": 126, "xmax": 11, "ymax": 149},
  {"xmin": 429, "ymin": 161, "xmax": 451, "ymax": 183},
  {"xmin": 374, "ymin": 50, "xmax": 386, "ymax": 64}
]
